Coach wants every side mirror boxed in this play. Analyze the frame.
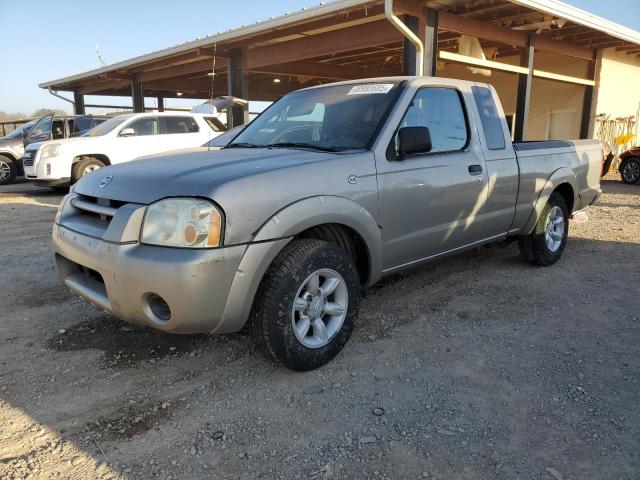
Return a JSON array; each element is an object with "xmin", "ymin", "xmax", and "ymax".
[
  {"xmin": 120, "ymin": 127, "xmax": 135, "ymax": 137},
  {"xmin": 398, "ymin": 126, "xmax": 432, "ymax": 157}
]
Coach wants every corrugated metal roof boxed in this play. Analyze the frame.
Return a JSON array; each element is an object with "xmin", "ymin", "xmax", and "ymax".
[
  {"xmin": 40, "ymin": 0, "xmax": 640, "ymax": 89},
  {"xmin": 39, "ymin": 0, "xmax": 374, "ymax": 88}
]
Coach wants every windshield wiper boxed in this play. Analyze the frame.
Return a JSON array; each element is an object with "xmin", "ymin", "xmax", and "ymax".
[
  {"xmin": 268, "ymin": 142, "xmax": 344, "ymax": 153},
  {"xmin": 225, "ymin": 142, "xmax": 265, "ymax": 149}
]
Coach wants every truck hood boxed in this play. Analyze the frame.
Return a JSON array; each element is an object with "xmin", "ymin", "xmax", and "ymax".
[
  {"xmin": 73, "ymin": 147, "xmax": 336, "ymax": 204},
  {"xmin": 0, "ymin": 137, "xmax": 23, "ymax": 149}
]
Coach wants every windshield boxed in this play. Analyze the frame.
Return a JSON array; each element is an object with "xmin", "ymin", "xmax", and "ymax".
[
  {"xmin": 82, "ymin": 116, "xmax": 130, "ymax": 137},
  {"xmin": 203, "ymin": 125, "xmax": 245, "ymax": 148},
  {"xmin": 228, "ymin": 81, "xmax": 402, "ymax": 151},
  {"xmin": 6, "ymin": 121, "xmax": 36, "ymax": 139}
]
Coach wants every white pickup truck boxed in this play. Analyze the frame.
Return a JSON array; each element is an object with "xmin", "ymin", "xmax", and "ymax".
[{"xmin": 23, "ymin": 112, "xmax": 223, "ymax": 188}]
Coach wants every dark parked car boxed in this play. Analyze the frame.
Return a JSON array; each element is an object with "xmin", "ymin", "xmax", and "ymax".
[
  {"xmin": 0, "ymin": 114, "xmax": 108, "ymax": 185},
  {"xmin": 619, "ymin": 146, "xmax": 640, "ymax": 184}
]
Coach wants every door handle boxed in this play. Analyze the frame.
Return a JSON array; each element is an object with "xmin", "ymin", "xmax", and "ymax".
[{"xmin": 468, "ymin": 164, "xmax": 483, "ymax": 175}]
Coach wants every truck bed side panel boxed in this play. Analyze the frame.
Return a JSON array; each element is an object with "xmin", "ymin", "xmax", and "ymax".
[{"xmin": 510, "ymin": 140, "xmax": 602, "ymax": 233}]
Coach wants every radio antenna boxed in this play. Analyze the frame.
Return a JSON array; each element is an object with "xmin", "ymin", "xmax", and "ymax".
[
  {"xmin": 209, "ymin": 43, "xmax": 217, "ymax": 102},
  {"xmin": 96, "ymin": 42, "xmax": 108, "ymax": 66}
]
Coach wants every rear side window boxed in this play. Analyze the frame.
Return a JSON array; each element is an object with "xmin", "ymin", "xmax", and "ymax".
[
  {"xmin": 472, "ymin": 86, "xmax": 506, "ymax": 150},
  {"xmin": 163, "ymin": 116, "xmax": 199, "ymax": 134},
  {"xmin": 397, "ymin": 87, "xmax": 468, "ymax": 154}
]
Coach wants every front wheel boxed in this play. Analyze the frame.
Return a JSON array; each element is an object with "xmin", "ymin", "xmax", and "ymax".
[
  {"xmin": 518, "ymin": 192, "xmax": 569, "ymax": 266},
  {"xmin": 72, "ymin": 157, "xmax": 106, "ymax": 183},
  {"xmin": 250, "ymin": 239, "xmax": 361, "ymax": 371},
  {"xmin": 620, "ymin": 158, "xmax": 640, "ymax": 184},
  {"xmin": 0, "ymin": 155, "xmax": 17, "ymax": 185}
]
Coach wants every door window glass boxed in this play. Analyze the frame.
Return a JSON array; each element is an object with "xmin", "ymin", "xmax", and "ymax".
[
  {"xmin": 30, "ymin": 116, "xmax": 52, "ymax": 137},
  {"xmin": 397, "ymin": 88, "xmax": 468, "ymax": 154},
  {"xmin": 163, "ymin": 116, "xmax": 199, "ymax": 134},
  {"xmin": 72, "ymin": 116, "xmax": 92, "ymax": 134},
  {"xmin": 126, "ymin": 117, "xmax": 159, "ymax": 136}
]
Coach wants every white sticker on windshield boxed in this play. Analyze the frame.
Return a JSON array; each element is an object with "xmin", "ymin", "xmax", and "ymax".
[{"xmin": 347, "ymin": 84, "xmax": 394, "ymax": 95}]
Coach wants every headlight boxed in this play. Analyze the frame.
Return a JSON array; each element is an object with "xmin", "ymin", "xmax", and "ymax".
[
  {"xmin": 40, "ymin": 143, "xmax": 60, "ymax": 159},
  {"xmin": 141, "ymin": 198, "xmax": 223, "ymax": 248}
]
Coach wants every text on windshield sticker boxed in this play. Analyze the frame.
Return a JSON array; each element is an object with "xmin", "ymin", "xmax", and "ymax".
[{"xmin": 347, "ymin": 84, "xmax": 394, "ymax": 95}]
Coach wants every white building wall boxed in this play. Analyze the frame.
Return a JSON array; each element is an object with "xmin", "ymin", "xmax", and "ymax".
[
  {"xmin": 439, "ymin": 51, "xmax": 589, "ymax": 140},
  {"xmin": 594, "ymin": 48, "xmax": 640, "ymax": 119}
]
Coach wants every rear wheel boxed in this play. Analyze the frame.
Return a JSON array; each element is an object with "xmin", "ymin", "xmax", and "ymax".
[
  {"xmin": 518, "ymin": 192, "xmax": 569, "ymax": 266},
  {"xmin": 620, "ymin": 158, "xmax": 640, "ymax": 184},
  {"xmin": 0, "ymin": 155, "xmax": 17, "ymax": 185},
  {"xmin": 250, "ymin": 239, "xmax": 361, "ymax": 371},
  {"xmin": 72, "ymin": 157, "xmax": 106, "ymax": 183}
]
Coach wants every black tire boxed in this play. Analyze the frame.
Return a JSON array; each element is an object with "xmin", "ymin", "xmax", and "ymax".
[
  {"xmin": 619, "ymin": 158, "xmax": 640, "ymax": 184},
  {"xmin": 518, "ymin": 192, "xmax": 569, "ymax": 266},
  {"xmin": 0, "ymin": 155, "xmax": 17, "ymax": 185},
  {"xmin": 71, "ymin": 157, "xmax": 106, "ymax": 183},
  {"xmin": 250, "ymin": 239, "xmax": 361, "ymax": 371}
]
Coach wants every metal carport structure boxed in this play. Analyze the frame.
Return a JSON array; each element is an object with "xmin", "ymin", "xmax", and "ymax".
[{"xmin": 39, "ymin": 0, "xmax": 640, "ymax": 140}]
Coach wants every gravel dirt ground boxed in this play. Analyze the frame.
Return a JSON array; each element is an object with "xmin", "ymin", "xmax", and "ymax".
[{"xmin": 0, "ymin": 175, "xmax": 638, "ymax": 480}]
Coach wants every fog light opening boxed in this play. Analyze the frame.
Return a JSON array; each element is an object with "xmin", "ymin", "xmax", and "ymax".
[{"xmin": 147, "ymin": 294, "xmax": 171, "ymax": 323}]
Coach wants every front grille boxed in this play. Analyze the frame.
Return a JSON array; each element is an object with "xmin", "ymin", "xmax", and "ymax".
[
  {"xmin": 23, "ymin": 151, "xmax": 36, "ymax": 167},
  {"xmin": 70, "ymin": 195, "xmax": 127, "ymax": 224}
]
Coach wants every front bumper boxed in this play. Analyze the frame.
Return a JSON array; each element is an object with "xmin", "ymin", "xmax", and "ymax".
[
  {"xmin": 53, "ymin": 223, "xmax": 249, "ymax": 334},
  {"xmin": 24, "ymin": 153, "xmax": 71, "ymax": 183},
  {"xmin": 52, "ymin": 193, "xmax": 291, "ymax": 334}
]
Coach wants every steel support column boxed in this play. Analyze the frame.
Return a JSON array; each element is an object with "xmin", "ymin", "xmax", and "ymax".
[
  {"xmin": 157, "ymin": 96, "xmax": 164, "ymax": 112},
  {"xmin": 580, "ymin": 53, "xmax": 598, "ymax": 139},
  {"xmin": 227, "ymin": 47, "xmax": 249, "ymax": 127},
  {"xmin": 131, "ymin": 78, "xmax": 145, "ymax": 113},
  {"xmin": 73, "ymin": 90, "xmax": 85, "ymax": 115},
  {"xmin": 514, "ymin": 34, "xmax": 535, "ymax": 142},
  {"xmin": 402, "ymin": 15, "xmax": 420, "ymax": 76},
  {"xmin": 423, "ymin": 8, "xmax": 439, "ymax": 77}
]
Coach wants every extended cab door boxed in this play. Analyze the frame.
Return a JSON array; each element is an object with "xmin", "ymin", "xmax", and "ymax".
[
  {"xmin": 377, "ymin": 86, "xmax": 489, "ymax": 271},
  {"xmin": 469, "ymin": 85, "xmax": 519, "ymax": 237}
]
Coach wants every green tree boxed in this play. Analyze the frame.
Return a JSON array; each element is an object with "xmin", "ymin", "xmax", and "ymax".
[{"xmin": 31, "ymin": 108, "xmax": 67, "ymax": 118}]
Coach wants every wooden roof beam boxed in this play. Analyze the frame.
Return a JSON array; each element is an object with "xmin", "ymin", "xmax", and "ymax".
[
  {"xmin": 138, "ymin": 59, "xmax": 227, "ymax": 82},
  {"xmin": 437, "ymin": 11, "xmax": 594, "ymax": 60},
  {"xmin": 251, "ymin": 60, "xmax": 393, "ymax": 80},
  {"xmin": 246, "ymin": 19, "xmax": 402, "ymax": 70}
]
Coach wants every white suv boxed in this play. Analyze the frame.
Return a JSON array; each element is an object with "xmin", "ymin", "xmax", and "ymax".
[{"xmin": 23, "ymin": 112, "xmax": 223, "ymax": 187}]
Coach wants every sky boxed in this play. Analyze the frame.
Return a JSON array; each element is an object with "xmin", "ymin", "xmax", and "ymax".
[{"xmin": 1, "ymin": 0, "xmax": 639, "ymax": 115}]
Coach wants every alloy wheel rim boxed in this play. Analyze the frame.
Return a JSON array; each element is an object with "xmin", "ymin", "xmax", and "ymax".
[
  {"xmin": 291, "ymin": 268, "xmax": 348, "ymax": 349},
  {"xmin": 622, "ymin": 162, "xmax": 640, "ymax": 183},
  {"xmin": 545, "ymin": 206, "xmax": 565, "ymax": 253},
  {"xmin": 0, "ymin": 161, "xmax": 10, "ymax": 182},
  {"xmin": 83, "ymin": 165, "xmax": 101, "ymax": 176}
]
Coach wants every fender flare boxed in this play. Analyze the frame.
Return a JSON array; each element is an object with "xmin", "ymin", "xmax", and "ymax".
[
  {"xmin": 522, "ymin": 167, "xmax": 578, "ymax": 235},
  {"xmin": 215, "ymin": 196, "xmax": 382, "ymax": 334},
  {"xmin": 0, "ymin": 150, "xmax": 17, "ymax": 162},
  {"xmin": 72, "ymin": 154, "xmax": 112, "ymax": 166},
  {"xmin": 252, "ymin": 195, "xmax": 383, "ymax": 284}
]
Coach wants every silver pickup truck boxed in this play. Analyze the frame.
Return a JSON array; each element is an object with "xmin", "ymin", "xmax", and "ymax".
[{"xmin": 52, "ymin": 76, "xmax": 602, "ymax": 370}]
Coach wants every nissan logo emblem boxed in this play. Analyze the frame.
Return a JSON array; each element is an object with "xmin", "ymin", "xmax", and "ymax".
[{"xmin": 99, "ymin": 176, "xmax": 113, "ymax": 188}]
